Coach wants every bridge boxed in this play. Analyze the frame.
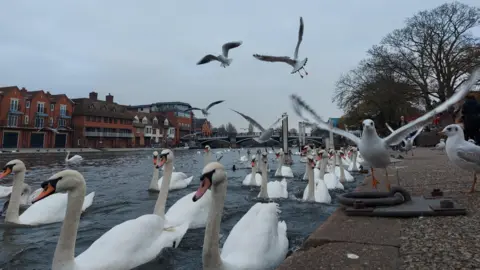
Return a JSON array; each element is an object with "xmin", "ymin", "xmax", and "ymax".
[{"xmin": 193, "ymin": 131, "xmax": 324, "ymax": 146}]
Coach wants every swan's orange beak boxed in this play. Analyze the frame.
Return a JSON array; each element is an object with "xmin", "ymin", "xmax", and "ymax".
[
  {"xmin": 309, "ymin": 159, "xmax": 315, "ymax": 167},
  {"xmin": 0, "ymin": 167, "xmax": 12, "ymax": 180},
  {"xmin": 32, "ymin": 183, "xmax": 55, "ymax": 203},
  {"xmin": 251, "ymin": 161, "xmax": 255, "ymax": 167},
  {"xmin": 153, "ymin": 156, "xmax": 158, "ymax": 165},
  {"xmin": 193, "ymin": 175, "xmax": 211, "ymax": 202},
  {"xmin": 275, "ymin": 153, "xmax": 280, "ymax": 159},
  {"xmin": 316, "ymin": 155, "xmax": 321, "ymax": 161},
  {"xmin": 158, "ymin": 156, "xmax": 166, "ymax": 167}
]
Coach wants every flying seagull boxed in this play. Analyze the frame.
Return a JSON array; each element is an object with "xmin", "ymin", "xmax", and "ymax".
[
  {"xmin": 197, "ymin": 41, "xmax": 243, "ymax": 68},
  {"xmin": 290, "ymin": 67, "xmax": 480, "ymax": 190},
  {"xmin": 184, "ymin": 100, "xmax": 225, "ymax": 117},
  {"xmin": 252, "ymin": 17, "xmax": 308, "ymax": 78},
  {"xmin": 230, "ymin": 109, "xmax": 286, "ymax": 143},
  {"xmin": 385, "ymin": 123, "xmax": 424, "ymax": 156}
]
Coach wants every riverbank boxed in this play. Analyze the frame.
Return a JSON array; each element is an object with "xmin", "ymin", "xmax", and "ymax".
[
  {"xmin": 277, "ymin": 148, "xmax": 480, "ymax": 269},
  {"xmin": 0, "ymin": 147, "xmax": 191, "ymax": 154}
]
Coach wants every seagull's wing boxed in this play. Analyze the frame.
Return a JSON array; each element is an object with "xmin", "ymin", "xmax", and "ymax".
[
  {"xmin": 385, "ymin": 123, "xmax": 406, "ymax": 145},
  {"xmin": 230, "ymin": 109, "xmax": 266, "ymax": 132},
  {"xmin": 197, "ymin": 54, "xmax": 220, "ymax": 65},
  {"xmin": 290, "ymin": 94, "xmax": 361, "ymax": 145},
  {"xmin": 294, "ymin": 16, "xmax": 304, "ymax": 59},
  {"xmin": 410, "ymin": 126, "xmax": 424, "ymax": 141},
  {"xmin": 252, "ymin": 54, "xmax": 296, "ymax": 66},
  {"xmin": 205, "ymin": 100, "xmax": 225, "ymax": 111},
  {"xmin": 266, "ymin": 115, "xmax": 287, "ymax": 130},
  {"xmin": 384, "ymin": 67, "xmax": 480, "ymax": 146},
  {"xmin": 184, "ymin": 107, "xmax": 202, "ymax": 112},
  {"xmin": 222, "ymin": 41, "xmax": 242, "ymax": 58},
  {"xmin": 456, "ymin": 145, "xmax": 480, "ymax": 167}
]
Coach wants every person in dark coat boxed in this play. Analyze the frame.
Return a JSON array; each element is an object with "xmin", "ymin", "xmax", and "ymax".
[{"xmin": 461, "ymin": 95, "xmax": 480, "ymax": 143}]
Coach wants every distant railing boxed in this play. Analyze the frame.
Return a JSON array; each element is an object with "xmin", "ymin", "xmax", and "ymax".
[
  {"xmin": 196, "ymin": 132, "xmax": 315, "ymax": 139},
  {"xmin": 84, "ymin": 131, "xmax": 133, "ymax": 138}
]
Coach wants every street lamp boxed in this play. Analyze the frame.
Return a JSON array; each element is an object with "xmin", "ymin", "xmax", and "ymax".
[{"xmin": 164, "ymin": 118, "xmax": 169, "ymax": 148}]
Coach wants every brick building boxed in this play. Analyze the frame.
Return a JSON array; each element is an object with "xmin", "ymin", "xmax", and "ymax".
[
  {"xmin": 194, "ymin": 118, "xmax": 212, "ymax": 136},
  {"xmin": 131, "ymin": 112, "xmax": 174, "ymax": 147},
  {"xmin": 0, "ymin": 86, "xmax": 74, "ymax": 149},
  {"xmin": 72, "ymin": 92, "xmax": 133, "ymax": 148}
]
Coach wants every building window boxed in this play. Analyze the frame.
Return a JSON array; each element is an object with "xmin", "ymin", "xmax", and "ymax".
[
  {"xmin": 26, "ymin": 100, "xmax": 30, "ymax": 108},
  {"xmin": 59, "ymin": 119, "xmax": 66, "ymax": 127},
  {"xmin": 60, "ymin": 104, "xmax": 67, "ymax": 115},
  {"xmin": 7, "ymin": 115, "xmax": 18, "ymax": 127},
  {"xmin": 142, "ymin": 117, "xmax": 148, "ymax": 124},
  {"xmin": 37, "ymin": 102, "xmax": 45, "ymax": 113},
  {"xmin": 10, "ymin": 99, "xmax": 19, "ymax": 111},
  {"xmin": 35, "ymin": 117, "xmax": 44, "ymax": 128},
  {"xmin": 50, "ymin": 104, "xmax": 54, "ymax": 111},
  {"xmin": 24, "ymin": 115, "xmax": 29, "ymax": 125},
  {"xmin": 49, "ymin": 117, "xmax": 54, "ymax": 126}
]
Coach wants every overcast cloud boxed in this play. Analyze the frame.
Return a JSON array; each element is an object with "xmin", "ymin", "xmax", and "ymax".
[{"xmin": 1, "ymin": 0, "xmax": 478, "ymax": 130}]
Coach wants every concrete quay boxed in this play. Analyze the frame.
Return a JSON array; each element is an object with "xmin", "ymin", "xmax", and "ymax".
[{"xmin": 278, "ymin": 148, "xmax": 480, "ymax": 270}]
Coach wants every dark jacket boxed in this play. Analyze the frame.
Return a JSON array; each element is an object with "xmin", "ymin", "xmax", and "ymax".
[{"xmin": 462, "ymin": 98, "xmax": 480, "ymax": 125}]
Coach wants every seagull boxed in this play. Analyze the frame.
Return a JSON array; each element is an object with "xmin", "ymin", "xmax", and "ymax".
[
  {"xmin": 252, "ymin": 16, "xmax": 308, "ymax": 78},
  {"xmin": 440, "ymin": 124, "xmax": 480, "ymax": 193},
  {"xmin": 197, "ymin": 41, "xmax": 243, "ymax": 68},
  {"xmin": 290, "ymin": 67, "xmax": 480, "ymax": 190},
  {"xmin": 385, "ymin": 123, "xmax": 424, "ymax": 156},
  {"xmin": 184, "ymin": 100, "xmax": 225, "ymax": 117},
  {"xmin": 230, "ymin": 109, "xmax": 286, "ymax": 143},
  {"xmin": 434, "ymin": 138, "xmax": 446, "ymax": 150}
]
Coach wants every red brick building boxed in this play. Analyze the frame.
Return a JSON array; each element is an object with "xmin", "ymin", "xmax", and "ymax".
[
  {"xmin": 72, "ymin": 92, "xmax": 133, "ymax": 148},
  {"xmin": 0, "ymin": 86, "xmax": 74, "ymax": 149},
  {"xmin": 130, "ymin": 112, "xmax": 174, "ymax": 147},
  {"xmin": 194, "ymin": 118, "xmax": 212, "ymax": 136}
]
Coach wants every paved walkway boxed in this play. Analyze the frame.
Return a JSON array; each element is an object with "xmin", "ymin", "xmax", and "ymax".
[{"xmin": 277, "ymin": 148, "xmax": 480, "ymax": 270}]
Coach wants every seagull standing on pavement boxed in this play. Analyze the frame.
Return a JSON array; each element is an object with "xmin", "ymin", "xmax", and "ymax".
[
  {"xmin": 197, "ymin": 41, "xmax": 243, "ymax": 68},
  {"xmin": 290, "ymin": 67, "xmax": 480, "ymax": 190},
  {"xmin": 184, "ymin": 100, "xmax": 225, "ymax": 117},
  {"xmin": 253, "ymin": 17, "xmax": 308, "ymax": 78}
]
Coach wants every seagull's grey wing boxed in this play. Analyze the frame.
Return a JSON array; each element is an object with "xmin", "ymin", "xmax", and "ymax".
[
  {"xmin": 230, "ymin": 109, "xmax": 265, "ymax": 132},
  {"xmin": 197, "ymin": 54, "xmax": 220, "ymax": 65},
  {"xmin": 266, "ymin": 115, "xmax": 287, "ymax": 130},
  {"xmin": 410, "ymin": 126, "xmax": 424, "ymax": 141},
  {"xmin": 294, "ymin": 16, "xmax": 304, "ymax": 59},
  {"xmin": 222, "ymin": 41, "xmax": 242, "ymax": 58},
  {"xmin": 184, "ymin": 107, "xmax": 202, "ymax": 112},
  {"xmin": 252, "ymin": 54, "xmax": 296, "ymax": 66},
  {"xmin": 384, "ymin": 67, "xmax": 480, "ymax": 146},
  {"xmin": 385, "ymin": 123, "xmax": 405, "ymax": 145},
  {"xmin": 456, "ymin": 145, "xmax": 480, "ymax": 167},
  {"xmin": 290, "ymin": 94, "xmax": 361, "ymax": 145},
  {"xmin": 205, "ymin": 100, "xmax": 225, "ymax": 111}
]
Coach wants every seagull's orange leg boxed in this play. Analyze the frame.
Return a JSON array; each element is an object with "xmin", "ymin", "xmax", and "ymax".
[
  {"xmin": 385, "ymin": 168, "xmax": 391, "ymax": 191},
  {"xmin": 371, "ymin": 167, "xmax": 379, "ymax": 189},
  {"xmin": 468, "ymin": 173, "xmax": 477, "ymax": 193}
]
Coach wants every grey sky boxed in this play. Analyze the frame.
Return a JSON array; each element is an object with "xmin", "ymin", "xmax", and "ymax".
[{"xmin": 1, "ymin": 1, "xmax": 478, "ymax": 131}]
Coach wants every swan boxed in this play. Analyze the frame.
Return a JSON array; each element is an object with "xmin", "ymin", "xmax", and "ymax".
[
  {"xmin": 242, "ymin": 155, "xmax": 262, "ymax": 186},
  {"xmin": 154, "ymin": 150, "xmax": 193, "ymax": 191},
  {"xmin": 334, "ymin": 151, "xmax": 354, "ymax": 183},
  {"xmin": 303, "ymin": 155, "xmax": 331, "ymax": 203},
  {"xmin": 0, "ymin": 159, "xmax": 95, "ymax": 226},
  {"xmin": 347, "ymin": 147, "xmax": 360, "ymax": 172},
  {"xmin": 204, "ymin": 145, "xmax": 212, "ymax": 166},
  {"xmin": 239, "ymin": 155, "xmax": 248, "ymax": 162},
  {"xmin": 32, "ymin": 169, "xmax": 182, "ymax": 270},
  {"xmin": 0, "ymin": 185, "xmax": 13, "ymax": 198},
  {"xmin": 258, "ymin": 152, "xmax": 288, "ymax": 199},
  {"xmin": 1, "ymin": 183, "xmax": 43, "ymax": 215},
  {"xmin": 274, "ymin": 149, "xmax": 294, "ymax": 178},
  {"xmin": 148, "ymin": 151, "xmax": 160, "ymax": 191},
  {"xmin": 160, "ymin": 149, "xmax": 212, "ymax": 229},
  {"xmin": 192, "ymin": 162, "xmax": 289, "ymax": 270},
  {"xmin": 65, "ymin": 151, "xmax": 83, "ymax": 163}
]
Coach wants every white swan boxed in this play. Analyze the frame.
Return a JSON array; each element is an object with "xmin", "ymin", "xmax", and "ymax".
[
  {"xmin": 32, "ymin": 169, "xmax": 181, "ymax": 270},
  {"xmin": 274, "ymin": 149, "xmax": 294, "ymax": 178},
  {"xmin": 159, "ymin": 149, "xmax": 212, "ymax": 229},
  {"xmin": 153, "ymin": 150, "xmax": 193, "ymax": 190},
  {"xmin": 1, "ymin": 183, "xmax": 43, "ymax": 215},
  {"xmin": 334, "ymin": 151, "xmax": 354, "ymax": 183},
  {"xmin": 0, "ymin": 160, "xmax": 95, "ymax": 226},
  {"xmin": 242, "ymin": 154, "xmax": 262, "ymax": 186},
  {"xmin": 65, "ymin": 151, "xmax": 83, "ymax": 163},
  {"xmin": 347, "ymin": 147, "xmax": 360, "ymax": 172},
  {"xmin": 258, "ymin": 152, "xmax": 288, "ymax": 199},
  {"xmin": 192, "ymin": 162, "xmax": 289, "ymax": 270},
  {"xmin": 148, "ymin": 151, "xmax": 161, "ymax": 191},
  {"xmin": 303, "ymin": 155, "xmax": 331, "ymax": 203},
  {"xmin": 0, "ymin": 185, "xmax": 13, "ymax": 198}
]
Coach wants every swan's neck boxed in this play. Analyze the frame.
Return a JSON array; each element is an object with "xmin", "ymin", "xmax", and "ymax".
[
  {"xmin": 352, "ymin": 152, "xmax": 358, "ymax": 169},
  {"xmin": 259, "ymin": 162, "xmax": 268, "ymax": 198},
  {"xmin": 306, "ymin": 165, "xmax": 315, "ymax": 201},
  {"xmin": 149, "ymin": 166, "xmax": 159, "ymax": 190},
  {"xmin": 5, "ymin": 171, "xmax": 25, "ymax": 223},
  {"xmin": 53, "ymin": 184, "xmax": 85, "ymax": 269},
  {"xmin": 338, "ymin": 155, "xmax": 346, "ymax": 182},
  {"xmin": 319, "ymin": 157, "xmax": 327, "ymax": 179},
  {"xmin": 204, "ymin": 151, "xmax": 211, "ymax": 167},
  {"xmin": 250, "ymin": 162, "xmax": 257, "ymax": 185},
  {"xmin": 203, "ymin": 180, "xmax": 227, "ymax": 269},
  {"xmin": 154, "ymin": 162, "xmax": 173, "ymax": 217}
]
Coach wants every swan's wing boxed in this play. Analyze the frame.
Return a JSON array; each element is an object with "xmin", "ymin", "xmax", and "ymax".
[
  {"xmin": 384, "ymin": 68, "xmax": 480, "ymax": 146},
  {"xmin": 385, "ymin": 123, "xmax": 406, "ymax": 146},
  {"xmin": 197, "ymin": 54, "xmax": 220, "ymax": 65},
  {"xmin": 290, "ymin": 94, "xmax": 361, "ymax": 145},
  {"xmin": 266, "ymin": 115, "xmax": 287, "ymax": 130},
  {"xmin": 294, "ymin": 16, "xmax": 304, "ymax": 59},
  {"xmin": 252, "ymin": 54, "xmax": 295, "ymax": 65},
  {"xmin": 205, "ymin": 100, "xmax": 225, "ymax": 111},
  {"xmin": 81, "ymin": 192, "xmax": 95, "ymax": 211},
  {"xmin": 27, "ymin": 187, "xmax": 43, "ymax": 204},
  {"xmin": 75, "ymin": 214, "xmax": 170, "ymax": 269},
  {"xmin": 230, "ymin": 109, "xmax": 266, "ymax": 132},
  {"xmin": 19, "ymin": 193, "xmax": 70, "ymax": 225},
  {"xmin": 166, "ymin": 190, "xmax": 212, "ymax": 229},
  {"xmin": 222, "ymin": 41, "xmax": 242, "ymax": 57},
  {"xmin": 456, "ymin": 145, "xmax": 480, "ymax": 166},
  {"xmin": 221, "ymin": 203, "xmax": 288, "ymax": 268},
  {"xmin": 184, "ymin": 107, "xmax": 202, "ymax": 112},
  {"xmin": 0, "ymin": 186, "xmax": 13, "ymax": 198}
]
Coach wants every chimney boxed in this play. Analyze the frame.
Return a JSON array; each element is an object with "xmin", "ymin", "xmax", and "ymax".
[
  {"xmin": 106, "ymin": 93, "xmax": 114, "ymax": 103},
  {"xmin": 89, "ymin": 91, "xmax": 98, "ymax": 101}
]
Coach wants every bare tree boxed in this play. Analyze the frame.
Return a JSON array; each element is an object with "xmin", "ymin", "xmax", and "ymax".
[
  {"xmin": 289, "ymin": 128, "xmax": 298, "ymax": 135},
  {"xmin": 217, "ymin": 124, "xmax": 227, "ymax": 134},
  {"xmin": 226, "ymin": 122, "xmax": 237, "ymax": 134}
]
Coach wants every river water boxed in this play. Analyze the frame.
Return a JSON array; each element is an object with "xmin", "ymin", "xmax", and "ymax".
[{"xmin": 0, "ymin": 148, "xmax": 362, "ymax": 270}]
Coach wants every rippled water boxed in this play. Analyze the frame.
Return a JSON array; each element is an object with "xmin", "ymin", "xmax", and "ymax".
[{"xmin": 0, "ymin": 149, "xmax": 362, "ymax": 270}]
